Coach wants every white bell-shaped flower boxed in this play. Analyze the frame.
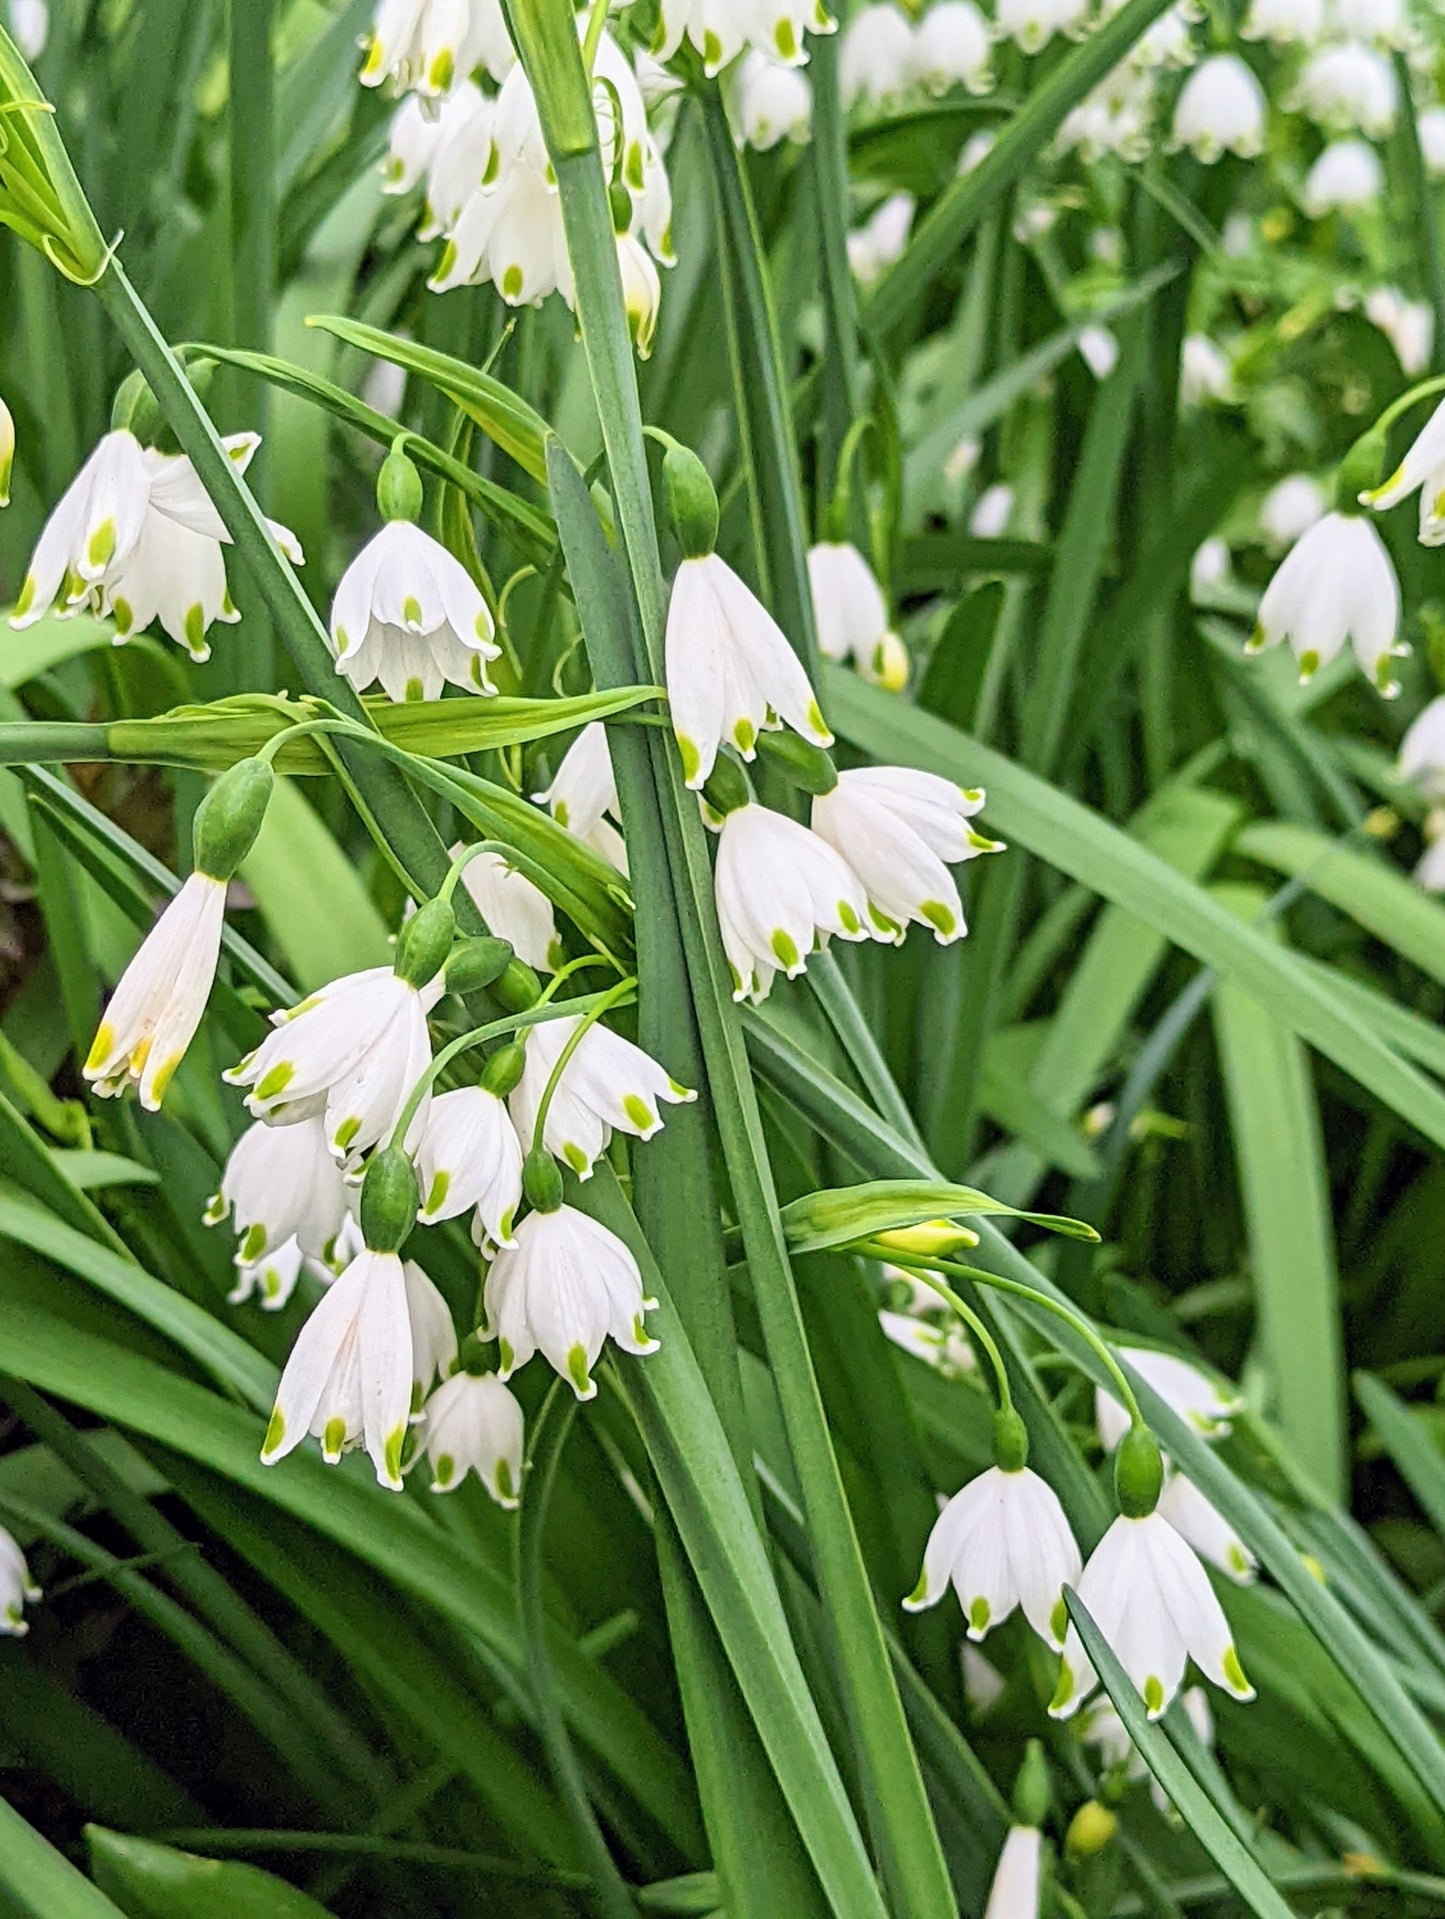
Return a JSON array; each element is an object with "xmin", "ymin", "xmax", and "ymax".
[
  {"xmin": 1252, "ymin": 511, "xmax": 1405, "ymax": 695},
  {"xmin": 434, "ymin": 162, "xmax": 570, "ymax": 304},
  {"xmin": 1301, "ymin": 137, "xmax": 1383, "ymax": 216},
  {"xmin": 483, "ymin": 1203, "xmax": 659, "ymax": 1398},
  {"xmin": 361, "ymin": 0, "xmax": 509, "ymax": 98},
  {"xmin": 11, "ymin": 428, "xmax": 298, "ymax": 660},
  {"xmin": 1180, "ymin": 334, "xmax": 1234, "ymax": 407},
  {"xmin": 996, "ymin": 0, "xmax": 1088, "ymax": 53},
  {"xmin": 454, "ymin": 847, "xmax": 559, "ymax": 973},
  {"xmin": 847, "ymin": 194, "xmax": 916, "ymax": 292},
  {"xmin": 1129, "ymin": 4, "xmax": 1196, "ymax": 69},
  {"xmin": 404, "ymin": 1258, "xmax": 458, "ymax": 1414},
  {"xmin": 731, "ymin": 52, "xmax": 813, "ymax": 150},
  {"xmin": 904, "ymin": 1466, "xmax": 1082, "ymax": 1651},
  {"xmin": 1190, "ymin": 537, "xmax": 1231, "ymax": 600},
  {"xmin": 417, "ymin": 83, "xmax": 494, "ymax": 236},
  {"xmin": 330, "ymin": 519, "xmax": 499, "ymax": 702},
  {"xmin": 653, "ymin": 0, "xmax": 753, "ymax": 75},
  {"xmin": 509, "ymin": 1014, "xmax": 695, "ymax": 1179},
  {"xmin": 840, "ymin": 5, "xmax": 916, "ymax": 110},
  {"xmin": 878, "ymin": 1308, "xmax": 977, "ymax": 1376},
  {"xmin": 206, "ymin": 1114, "xmax": 351, "ymax": 1262},
  {"xmin": 812, "ymin": 765, "xmax": 1001, "ymax": 944},
  {"xmin": 263, "ymin": 1247, "xmax": 413, "ymax": 1488},
  {"xmin": 982, "ymin": 1826, "xmax": 1042, "ymax": 1919},
  {"xmin": 969, "ymin": 483, "xmax": 1014, "ymax": 537},
  {"xmin": 665, "ymin": 551, "xmax": 831, "ymax": 788},
  {"xmin": 712, "ymin": 801, "xmax": 870, "ymax": 1001},
  {"xmin": 1172, "ymin": 54, "xmax": 1266, "ymax": 160},
  {"xmin": 1420, "ymin": 106, "xmax": 1445, "ymax": 179},
  {"xmin": 415, "ymin": 1084, "xmax": 524, "ymax": 1246},
  {"xmin": 1157, "ymin": 1472, "xmax": 1257, "ymax": 1584},
  {"xmin": 752, "ymin": 0, "xmax": 834, "ymax": 64},
  {"xmin": 227, "ymin": 1234, "xmax": 308, "ymax": 1312},
  {"xmin": 383, "ymin": 94, "xmax": 444, "ymax": 194},
  {"xmin": 1242, "ymin": 0, "xmax": 1323, "ymax": 44},
  {"xmin": 1078, "ymin": 324, "xmax": 1120, "ymax": 380},
  {"xmin": 0, "ymin": 395, "xmax": 12, "ymax": 508},
  {"xmin": 1400, "ymin": 696, "xmax": 1445, "ymax": 800},
  {"xmin": 423, "ymin": 1370, "xmax": 525, "ymax": 1504},
  {"xmin": 1364, "ymin": 288, "xmax": 1433, "ymax": 377},
  {"xmin": 807, "ymin": 541, "xmax": 908, "ymax": 687},
  {"xmin": 1260, "ymin": 472, "xmax": 1326, "ymax": 549},
  {"xmin": 1050, "ymin": 1510, "xmax": 1256, "ymax": 1720},
  {"xmin": 1056, "ymin": 68, "xmax": 1155, "ymax": 164},
  {"xmin": 617, "ymin": 230, "xmax": 663, "ymax": 360},
  {"xmin": 226, "ymin": 965, "xmax": 444, "ymax": 1165},
  {"xmin": 1365, "ymin": 396, "xmax": 1445, "ymax": 545},
  {"xmin": 1291, "ymin": 41, "xmax": 1397, "ymax": 136},
  {"xmin": 0, "ymin": 1528, "xmax": 41, "ymax": 1636},
  {"xmin": 1417, "ymin": 814, "xmax": 1445, "ymax": 892},
  {"xmin": 1096, "ymin": 1347, "xmax": 1242, "ymax": 1453},
  {"xmin": 532, "ymin": 724, "xmax": 629, "ymax": 875},
  {"xmin": 83, "ymin": 872, "xmax": 227, "ymax": 1111},
  {"xmin": 912, "ymin": 1, "xmax": 992, "ymax": 93},
  {"xmin": 1330, "ymin": 0, "xmax": 1406, "ymax": 47}
]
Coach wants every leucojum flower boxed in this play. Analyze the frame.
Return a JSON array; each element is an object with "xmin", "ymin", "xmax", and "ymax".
[
  {"xmin": 807, "ymin": 540, "xmax": 909, "ymax": 689},
  {"xmin": 532, "ymin": 722, "xmax": 628, "ymax": 872},
  {"xmin": 1250, "ymin": 509, "xmax": 1405, "ymax": 696},
  {"xmin": 422, "ymin": 1368, "xmax": 525, "ymax": 1505},
  {"xmin": 84, "ymin": 758, "xmax": 275, "ymax": 1111},
  {"xmin": 508, "ymin": 1014, "xmax": 696, "ymax": 1178}
]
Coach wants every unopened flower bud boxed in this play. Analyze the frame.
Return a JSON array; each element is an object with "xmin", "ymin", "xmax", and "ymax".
[
  {"xmin": 494, "ymin": 958, "xmax": 542, "ymax": 1012},
  {"xmin": 1065, "ymin": 1799, "xmax": 1118, "ymax": 1859},
  {"xmin": 360, "ymin": 1146, "xmax": 421, "ymax": 1253},
  {"xmin": 699, "ymin": 751, "xmax": 752, "ymax": 819},
  {"xmin": 394, "ymin": 896, "xmax": 456, "ymax": 988},
  {"xmin": 875, "ymin": 1219, "xmax": 980, "ymax": 1257},
  {"xmin": 480, "ymin": 1039, "xmax": 526, "ymax": 1099},
  {"xmin": 756, "ymin": 730, "xmax": 839, "ymax": 795},
  {"xmin": 1011, "ymin": 1738, "xmax": 1051, "ymax": 1829},
  {"xmin": 662, "ymin": 439, "xmax": 719, "ymax": 559},
  {"xmin": 992, "ymin": 1405, "xmax": 1029, "ymax": 1473},
  {"xmin": 378, "ymin": 440, "xmax": 424, "ymax": 524},
  {"xmin": 1114, "ymin": 1422, "xmax": 1164, "ymax": 1519},
  {"xmin": 445, "ymin": 934, "xmax": 515, "ymax": 996},
  {"xmin": 192, "ymin": 757, "xmax": 275, "ymax": 882},
  {"xmin": 522, "ymin": 1147, "xmax": 564, "ymax": 1214}
]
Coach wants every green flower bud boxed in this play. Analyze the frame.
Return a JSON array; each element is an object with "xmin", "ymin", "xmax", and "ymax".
[
  {"xmin": 522, "ymin": 1148, "xmax": 564, "ymax": 1214},
  {"xmin": 1011, "ymin": 1738, "xmax": 1050, "ymax": 1829},
  {"xmin": 662, "ymin": 440, "xmax": 719, "ymax": 560},
  {"xmin": 445, "ymin": 935, "xmax": 515, "ymax": 996},
  {"xmin": 1065, "ymin": 1799, "xmax": 1118, "ymax": 1860},
  {"xmin": 494, "ymin": 958, "xmax": 542, "ymax": 1012},
  {"xmin": 756, "ymin": 730, "xmax": 839, "ymax": 795},
  {"xmin": 378, "ymin": 440, "xmax": 423, "ymax": 524},
  {"xmin": 480, "ymin": 1040, "xmax": 527, "ymax": 1099},
  {"xmin": 394, "ymin": 897, "xmax": 456, "ymax": 989},
  {"xmin": 360, "ymin": 1147, "xmax": 421, "ymax": 1253},
  {"xmin": 700, "ymin": 751, "xmax": 751, "ymax": 820},
  {"xmin": 1114, "ymin": 1422, "xmax": 1164, "ymax": 1519},
  {"xmin": 110, "ymin": 369, "xmax": 168, "ymax": 447},
  {"xmin": 191, "ymin": 757, "xmax": 275, "ymax": 881},
  {"xmin": 992, "ymin": 1406, "xmax": 1029, "ymax": 1474}
]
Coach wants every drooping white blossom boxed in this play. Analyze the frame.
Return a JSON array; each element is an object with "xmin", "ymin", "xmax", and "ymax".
[
  {"xmin": 812, "ymin": 766, "xmax": 1001, "ymax": 943},
  {"xmin": 1260, "ymin": 472, "xmax": 1327, "ymax": 549},
  {"xmin": 847, "ymin": 194, "xmax": 916, "ymax": 291},
  {"xmin": 1096, "ymin": 1347, "xmax": 1243, "ymax": 1453},
  {"xmin": 83, "ymin": 873, "xmax": 227, "ymax": 1111},
  {"xmin": 1078, "ymin": 324, "xmax": 1120, "ymax": 381},
  {"xmin": 665, "ymin": 551, "xmax": 831, "ymax": 788},
  {"xmin": 422, "ymin": 1369, "xmax": 525, "ymax": 1503},
  {"xmin": 1417, "ymin": 813, "xmax": 1445, "ymax": 892},
  {"xmin": 1400, "ymin": 696, "xmax": 1445, "ymax": 800},
  {"xmin": 1190, "ymin": 537, "xmax": 1231, "ymax": 600},
  {"xmin": 731, "ymin": 51, "xmax": 813, "ymax": 150},
  {"xmin": 712, "ymin": 801, "xmax": 870, "ymax": 1000},
  {"xmin": 840, "ymin": 5, "xmax": 916, "ymax": 110},
  {"xmin": 1242, "ymin": 0, "xmax": 1324, "ymax": 44},
  {"xmin": 1172, "ymin": 55, "xmax": 1266, "ymax": 161},
  {"xmin": 807, "ymin": 541, "xmax": 908, "ymax": 688},
  {"xmin": 905, "ymin": 1466, "xmax": 1082, "ymax": 1651},
  {"xmin": 1057, "ymin": 66, "xmax": 1155, "ymax": 164},
  {"xmin": 1180, "ymin": 334, "xmax": 1235, "ymax": 408},
  {"xmin": 1420, "ymin": 106, "xmax": 1445, "ymax": 179},
  {"xmin": 360, "ymin": 0, "xmax": 513, "ymax": 98},
  {"xmin": 878, "ymin": 1308, "xmax": 977, "ymax": 1376},
  {"xmin": 263, "ymin": 1247, "xmax": 413, "ymax": 1488},
  {"xmin": 0, "ymin": 1528, "xmax": 41, "ymax": 1636},
  {"xmin": 912, "ymin": 1, "xmax": 992, "ymax": 94},
  {"xmin": 1157, "ymin": 1472, "xmax": 1258, "ymax": 1584},
  {"xmin": 226, "ymin": 965, "xmax": 444, "ymax": 1165},
  {"xmin": 532, "ymin": 723, "xmax": 628, "ymax": 873},
  {"xmin": 1050, "ymin": 1511, "xmax": 1256, "ymax": 1720},
  {"xmin": 228, "ymin": 1234, "xmax": 308, "ymax": 1312},
  {"xmin": 970, "ymin": 483, "xmax": 1015, "ymax": 537},
  {"xmin": 1252, "ymin": 512, "xmax": 1405, "ymax": 695},
  {"xmin": 982, "ymin": 1825, "xmax": 1042, "ymax": 1919},
  {"xmin": 1301, "ymin": 138, "xmax": 1383, "ymax": 217},
  {"xmin": 1364, "ymin": 287, "xmax": 1434, "ymax": 376},
  {"xmin": 404, "ymin": 1258, "xmax": 458, "ymax": 1412},
  {"xmin": 995, "ymin": 0, "xmax": 1088, "ymax": 53},
  {"xmin": 483, "ymin": 1203, "xmax": 659, "ymax": 1398},
  {"xmin": 415, "ymin": 1084, "xmax": 524, "ymax": 1247},
  {"xmin": 206, "ymin": 1114, "xmax": 351, "ymax": 1262},
  {"xmin": 1290, "ymin": 41, "xmax": 1397, "ymax": 137},
  {"xmin": 415, "ymin": 84, "xmax": 495, "ymax": 236},
  {"xmin": 330, "ymin": 519, "xmax": 499, "ymax": 702},
  {"xmin": 509, "ymin": 1015, "xmax": 695, "ymax": 1178},
  {"xmin": 1364, "ymin": 395, "xmax": 1445, "ymax": 545},
  {"xmin": 10, "ymin": 0, "xmax": 47, "ymax": 61},
  {"xmin": 454, "ymin": 847, "xmax": 559, "ymax": 973},
  {"xmin": 1330, "ymin": 0, "xmax": 1407, "ymax": 47}
]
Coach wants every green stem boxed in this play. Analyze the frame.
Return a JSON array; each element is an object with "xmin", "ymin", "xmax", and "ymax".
[
  {"xmin": 866, "ymin": 1250, "xmax": 1014, "ymax": 1416},
  {"xmin": 529, "ymin": 975, "xmax": 638, "ymax": 1157}
]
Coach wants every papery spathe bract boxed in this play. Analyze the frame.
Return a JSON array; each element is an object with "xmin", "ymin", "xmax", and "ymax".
[
  {"xmin": 1364, "ymin": 395, "xmax": 1445, "ymax": 545},
  {"xmin": 811, "ymin": 765, "xmax": 1002, "ymax": 943},
  {"xmin": 1252, "ymin": 511, "xmax": 1405, "ymax": 695},
  {"xmin": 263, "ymin": 1247, "xmax": 412, "ymax": 1489},
  {"xmin": 206, "ymin": 1114, "xmax": 351, "ymax": 1262},
  {"xmin": 912, "ymin": 1, "xmax": 992, "ymax": 93},
  {"xmin": 0, "ymin": 1527, "xmax": 40, "ymax": 1636},
  {"xmin": 1096, "ymin": 1347, "xmax": 1242, "ymax": 1453},
  {"xmin": 839, "ymin": 4, "xmax": 915, "ymax": 110},
  {"xmin": 483, "ymin": 1204, "xmax": 659, "ymax": 1399},
  {"xmin": 1301, "ymin": 138, "xmax": 1383, "ymax": 216},
  {"xmin": 1050, "ymin": 1512, "xmax": 1256, "ymax": 1720},
  {"xmin": 731, "ymin": 52, "xmax": 813, "ymax": 150},
  {"xmin": 330, "ymin": 518, "xmax": 499, "ymax": 702},
  {"xmin": 415, "ymin": 1085, "xmax": 524, "ymax": 1247},
  {"xmin": 423, "ymin": 1370, "xmax": 524, "ymax": 1504},
  {"xmin": 509, "ymin": 1016, "xmax": 695, "ymax": 1179},
  {"xmin": 982, "ymin": 1825, "xmax": 1042, "ymax": 1919},
  {"xmin": 904, "ymin": 1466, "xmax": 1082, "ymax": 1651},
  {"xmin": 227, "ymin": 1234, "xmax": 308, "ymax": 1312},
  {"xmin": 1291, "ymin": 40, "xmax": 1397, "ymax": 136},
  {"xmin": 1158, "ymin": 1472, "xmax": 1258, "ymax": 1584},
  {"xmin": 712, "ymin": 801, "xmax": 870, "ymax": 1001},
  {"xmin": 454, "ymin": 846, "xmax": 558, "ymax": 973},
  {"xmin": 84, "ymin": 872, "xmax": 227, "ymax": 1111},
  {"xmin": 996, "ymin": 0, "xmax": 1088, "ymax": 52},
  {"xmin": 665, "ymin": 551, "xmax": 831, "ymax": 788},
  {"xmin": 1171, "ymin": 54, "xmax": 1266, "ymax": 161},
  {"xmin": 225, "ymin": 966, "xmax": 444, "ymax": 1165}
]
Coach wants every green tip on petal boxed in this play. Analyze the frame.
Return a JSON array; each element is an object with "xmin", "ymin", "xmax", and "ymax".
[
  {"xmin": 322, "ymin": 1415, "xmax": 347, "ymax": 1460},
  {"xmin": 563, "ymin": 1141, "xmax": 588, "ymax": 1175},
  {"xmin": 262, "ymin": 1407, "xmax": 285, "ymax": 1457},
  {"xmin": 770, "ymin": 928, "xmax": 801, "ymax": 971},
  {"xmin": 1223, "ymin": 1645, "xmax": 1252, "ymax": 1695},
  {"xmin": 255, "ymin": 1060, "xmax": 294, "ymax": 1101},
  {"xmin": 903, "ymin": 1571, "xmax": 930, "ymax": 1610},
  {"xmin": 1362, "ymin": 462, "xmax": 1405, "ymax": 505},
  {"xmin": 1050, "ymin": 1659, "xmax": 1076, "ymax": 1714},
  {"xmin": 432, "ymin": 1454, "xmax": 455, "ymax": 1488},
  {"xmin": 495, "ymin": 1458, "xmax": 515, "ymax": 1503},
  {"xmin": 238, "ymin": 1221, "xmax": 268, "ymax": 1264},
  {"xmin": 676, "ymin": 734, "xmax": 702, "ymax": 785},
  {"xmin": 968, "ymin": 1595, "xmax": 991, "ymax": 1635},
  {"xmin": 13, "ymin": 575, "xmax": 36, "ymax": 620},
  {"xmin": 87, "ymin": 517, "xmax": 116, "ymax": 570},
  {"xmin": 920, "ymin": 899, "xmax": 957, "ymax": 938},
  {"xmin": 567, "ymin": 1344, "xmax": 593, "ymax": 1398},
  {"xmin": 623, "ymin": 1093, "xmax": 655, "ymax": 1131},
  {"xmin": 733, "ymin": 717, "xmax": 757, "ymax": 754},
  {"xmin": 1297, "ymin": 648, "xmax": 1320, "ymax": 681},
  {"xmin": 1050, "ymin": 1595, "xmax": 1068, "ymax": 1645},
  {"xmin": 498, "ymin": 1337, "xmax": 515, "ymax": 1374},
  {"xmin": 702, "ymin": 27, "xmax": 722, "ymax": 63},
  {"xmin": 501, "ymin": 264, "xmax": 524, "ymax": 300},
  {"xmin": 774, "ymin": 16, "xmax": 798, "ymax": 56},
  {"xmin": 424, "ymin": 1171, "xmax": 450, "ymax": 1217},
  {"xmin": 1143, "ymin": 1674, "xmax": 1165, "ymax": 1717},
  {"xmin": 806, "ymin": 698, "xmax": 832, "ymax": 742},
  {"xmin": 383, "ymin": 1424, "xmax": 406, "ymax": 1485}
]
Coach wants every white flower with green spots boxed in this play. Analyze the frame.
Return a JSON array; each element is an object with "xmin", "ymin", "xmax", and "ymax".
[
  {"xmin": 404, "ymin": 1258, "xmax": 458, "ymax": 1417},
  {"xmin": 225, "ymin": 965, "xmax": 444, "ymax": 1166},
  {"xmin": 0, "ymin": 1527, "xmax": 40, "ymax": 1636},
  {"xmin": 508, "ymin": 1015, "xmax": 696, "ymax": 1179},
  {"xmin": 532, "ymin": 723, "xmax": 628, "ymax": 874},
  {"xmin": 712, "ymin": 800, "xmax": 870, "ymax": 1000},
  {"xmin": 453, "ymin": 845, "xmax": 560, "ymax": 973},
  {"xmin": 483, "ymin": 1203, "xmax": 659, "ymax": 1399},
  {"xmin": 1366, "ymin": 397, "xmax": 1445, "ymax": 546},
  {"xmin": 1250, "ymin": 512, "xmax": 1405, "ymax": 697},
  {"xmin": 330, "ymin": 519, "xmax": 500, "ymax": 702},
  {"xmin": 982, "ymin": 1825, "xmax": 1041, "ymax": 1919},
  {"xmin": 10, "ymin": 428, "xmax": 299, "ymax": 660},
  {"xmin": 422, "ymin": 1370, "xmax": 524, "ymax": 1505},
  {"xmin": 1157, "ymin": 1472, "xmax": 1257, "ymax": 1585},
  {"xmin": 360, "ymin": 0, "xmax": 513, "ymax": 99},
  {"xmin": 415, "ymin": 1085, "xmax": 524, "ymax": 1248},
  {"xmin": 812, "ymin": 766, "xmax": 1001, "ymax": 945},
  {"xmin": 665, "ymin": 552, "xmax": 832, "ymax": 789},
  {"xmin": 227, "ymin": 1233, "xmax": 307, "ymax": 1311},
  {"xmin": 262, "ymin": 1247, "xmax": 413, "ymax": 1489},
  {"xmin": 904, "ymin": 1465, "xmax": 1082, "ymax": 1652},
  {"xmin": 1095, "ymin": 1346, "xmax": 1242, "ymax": 1454},
  {"xmin": 807, "ymin": 541, "xmax": 909, "ymax": 690},
  {"xmin": 206, "ymin": 1115, "xmax": 350, "ymax": 1263},
  {"xmin": 1049, "ymin": 1511, "xmax": 1256, "ymax": 1721}
]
